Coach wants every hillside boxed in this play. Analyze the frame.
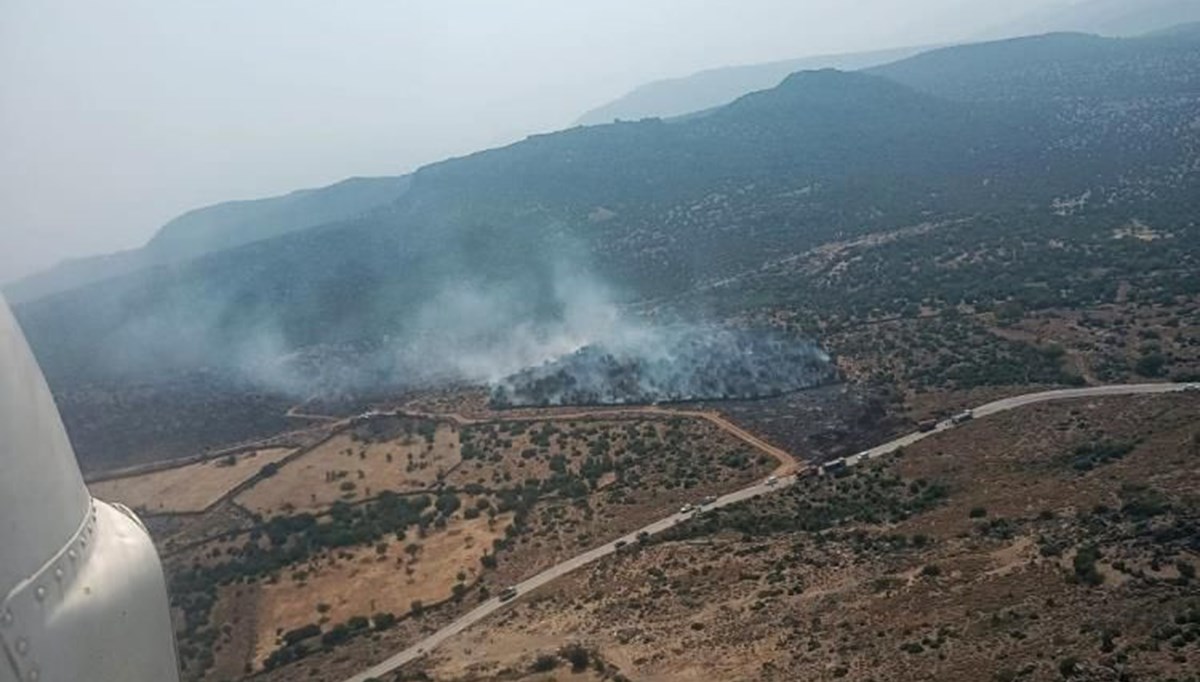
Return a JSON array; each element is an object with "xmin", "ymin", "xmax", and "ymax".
[
  {"xmin": 14, "ymin": 26, "xmax": 1200, "ymax": 471},
  {"xmin": 144, "ymin": 175, "xmax": 410, "ymax": 261},
  {"xmin": 870, "ymin": 30, "xmax": 1200, "ymax": 102},
  {"xmin": 2, "ymin": 175, "xmax": 409, "ymax": 305},
  {"xmin": 981, "ymin": 0, "xmax": 1200, "ymax": 40},
  {"xmin": 398, "ymin": 394, "xmax": 1200, "ymax": 682},
  {"xmin": 575, "ymin": 44, "xmax": 928, "ymax": 126},
  {"xmin": 13, "ymin": 71, "xmax": 1033, "ymax": 387},
  {"xmin": 576, "ymin": 5, "xmax": 1200, "ymax": 129}
]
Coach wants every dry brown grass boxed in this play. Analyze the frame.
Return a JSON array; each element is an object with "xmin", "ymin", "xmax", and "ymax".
[
  {"xmin": 414, "ymin": 394, "xmax": 1200, "ymax": 682},
  {"xmin": 430, "ymin": 630, "xmax": 610, "ymax": 681},
  {"xmin": 89, "ymin": 448, "xmax": 294, "ymax": 514},
  {"xmin": 251, "ymin": 513, "xmax": 511, "ymax": 668},
  {"xmin": 237, "ymin": 425, "xmax": 460, "ymax": 517}
]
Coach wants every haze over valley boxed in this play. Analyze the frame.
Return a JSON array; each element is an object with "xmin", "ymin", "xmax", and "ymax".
[{"xmin": 3, "ymin": 2, "xmax": 1200, "ymax": 682}]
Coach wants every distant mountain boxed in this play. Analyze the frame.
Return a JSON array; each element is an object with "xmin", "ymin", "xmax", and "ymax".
[
  {"xmin": 574, "ymin": 45, "xmax": 929, "ymax": 126},
  {"xmin": 14, "ymin": 70, "xmax": 1027, "ymax": 387},
  {"xmin": 143, "ymin": 175, "xmax": 410, "ymax": 261},
  {"xmin": 20, "ymin": 23, "xmax": 1200, "ymax": 394},
  {"xmin": 3, "ymin": 175, "xmax": 409, "ymax": 304},
  {"xmin": 981, "ymin": 0, "xmax": 1200, "ymax": 39},
  {"xmin": 869, "ymin": 30, "xmax": 1200, "ymax": 101},
  {"xmin": 1146, "ymin": 20, "xmax": 1200, "ymax": 38},
  {"xmin": 576, "ymin": 1, "xmax": 1200, "ymax": 127},
  {"xmin": 16, "ymin": 26, "xmax": 1200, "ymax": 471}
]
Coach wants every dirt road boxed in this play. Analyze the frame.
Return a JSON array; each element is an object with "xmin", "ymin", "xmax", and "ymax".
[{"xmin": 341, "ymin": 382, "xmax": 1197, "ymax": 682}]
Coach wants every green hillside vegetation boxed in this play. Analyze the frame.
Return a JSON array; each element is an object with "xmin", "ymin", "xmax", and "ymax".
[
  {"xmin": 11, "ymin": 28, "xmax": 1200, "ymax": 471},
  {"xmin": 19, "ymin": 31, "xmax": 1200, "ymax": 382}
]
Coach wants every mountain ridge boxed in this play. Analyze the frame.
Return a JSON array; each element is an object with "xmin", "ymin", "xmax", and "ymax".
[
  {"xmin": 15, "ymin": 27, "xmax": 1200, "ymax": 473},
  {"xmin": 2, "ymin": 175, "xmax": 409, "ymax": 305},
  {"xmin": 574, "ymin": 44, "xmax": 931, "ymax": 126}
]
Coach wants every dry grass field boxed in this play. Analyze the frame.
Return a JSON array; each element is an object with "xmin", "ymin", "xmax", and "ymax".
[
  {"xmin": 89, "ymin": 447, "xmax": 294, "ymax": 513},
  {"xmin": 250, "ymin": 513, "xmax": 511, "ymax": 667},
  {"xmin": 237, "ymin": 421, "xmax": 460, "ymax": 517},
  {"xmin": 408, "ymin": 393, "xmax": 1200, "ymax": 682},
  {"xmin": 166, "ymin": 409, "xmax": 781, "ymax": 682}
]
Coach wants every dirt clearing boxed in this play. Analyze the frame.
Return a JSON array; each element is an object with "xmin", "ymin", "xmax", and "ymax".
[
  {"xmin": 237, "ymin": 422, "xmax": 460, "ymax": 517},
  {"xmin": 251, "ymin": 513, "xmax": 510, "ymax": 668},
  {"xmin": 89, "ymin": 448, "xmax": 294, "ymax": 513}
]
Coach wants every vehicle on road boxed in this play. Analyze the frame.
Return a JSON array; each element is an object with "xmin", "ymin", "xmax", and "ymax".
[
  {"xmin": 765, "ymin": 475, "xmax": 779, "ymax": 486},
  {"xmin": 679, "ymin": 503, "xmax": 694, "ymax": 514},
  {"xmin": 819, "ymin": 458, "xmax": 847, "ymax": 476},
  {"xmin": 951, "ymin": 410, "xmax": 974, "ymax": 424},
  {"xmin": 614, "ymin": 539, "xmax": 627, "ymax": 550},
  {"xmin": 339, "ymin": 383, "xmax": 1194, "ymax": 681},
  {"xmin": 918, "ymin": 419, "xmax": 938, "ymax": 432},
  {"xmin": 498, "ymin": 586, "xmax": 518, "ymax": 602}
]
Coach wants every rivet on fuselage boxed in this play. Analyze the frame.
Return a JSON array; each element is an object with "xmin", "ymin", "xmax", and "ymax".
[
  {"xmin": 1, "ymin": 609, "xmax": 13, "ymax": 626},
  {"xmin": 15, "ymin": 637, "xmax": 29, "ymax": 655},
  {"xmin": 34, "ymin": 586, "xmax": 46, "ymax": 601}
]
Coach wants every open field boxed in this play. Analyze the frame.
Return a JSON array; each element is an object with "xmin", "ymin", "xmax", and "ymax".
[
  {"xmin": 418, "ymin": 416, "xmax": 770, "ymax": 581},
  {"xmin": 405, "ymin": 393, "xmax": 1200, "ymax": 682},
  {"xmin": 161, "ymin": 408, "xmax": 787, "ymax": 682},
  {"xmin": 89, "ymin": 447, "xmax": 294, "ymax": 513},
  {"xmin": 251, "ymin": 513, "xmax": 511, "ymax": 668},
  {"xmin": 237, "ymin": 418, "xmax": 460, "ymax": 517}
]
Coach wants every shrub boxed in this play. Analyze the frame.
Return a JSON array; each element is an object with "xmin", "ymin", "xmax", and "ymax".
[
  {"xmin": 1177, "ymin": 560, "xmax": 1196, "ymax": 583},
  {"xmin": 1072, "ymin": 545, "xmax": 1104, "ymax": 586},
  {"xmin": 281, "ymin": 623, "xmax": 320, "ymax": 646},
  {"xmin": 1134, "ymin": 353, "xmax": 1167, "ymax": 377},
  {"xmin": 321, "ymin": 624, "xmax": 349, "ymax": 647},
  {"xmin": 372, "ymin": 612, "xmax": 397, "ymax": 630},
  {"xmin": 530, "ymin": 654, "xmax": 559, "ymax": 672},
  {"xmin": 560, "ymin": 644, "xmax": 590, "ymax": 672},
  {"xmin": 1058, "ymin": 657, "xmax": 1079, "ymax": 677}
]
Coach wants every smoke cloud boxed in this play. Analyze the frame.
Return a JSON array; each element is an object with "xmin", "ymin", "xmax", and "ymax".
[
  {"xmin": 490, "ymin": 325, "xmax": 833, "ymax": 407},
  {"xmin": 27, "ymin": 220, "xmax": 832, "ymax": 407}
]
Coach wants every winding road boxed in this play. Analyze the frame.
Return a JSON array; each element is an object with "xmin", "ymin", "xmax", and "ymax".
[{"xmin": 343, "ymin": 382, "xmax": 1198, "ymax": 682}]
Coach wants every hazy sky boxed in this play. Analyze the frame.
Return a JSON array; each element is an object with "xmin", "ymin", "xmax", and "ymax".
[{"xmin": 0, "ymin": 0, "xmax": 1067, "ymax": 283}]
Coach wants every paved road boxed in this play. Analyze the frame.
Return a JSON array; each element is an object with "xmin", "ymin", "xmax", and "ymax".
[{"xmin": 344, "ymin": 382, "xmax": 1198, "ymax": 682}]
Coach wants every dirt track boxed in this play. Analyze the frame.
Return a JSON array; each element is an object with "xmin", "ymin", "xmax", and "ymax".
[
  {"xmin": 393, "ymin": 403, "xmax": 800, "ymax": 474},
  {"xmin": 342, "ymin": 382, "xmax": 1199, "ymax": 682}
]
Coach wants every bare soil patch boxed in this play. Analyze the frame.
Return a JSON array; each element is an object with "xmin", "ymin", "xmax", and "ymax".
[
  {"xmin": 237, "ymin": 420, "xmax": 459, "ymax": 517},
  {"xmin": 89, "ymin": 447, "xmax": 294, "ymax": 513},
  {"xmin": 251, "ymin": 513, "xmax": 511, "ymax": 668}
]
